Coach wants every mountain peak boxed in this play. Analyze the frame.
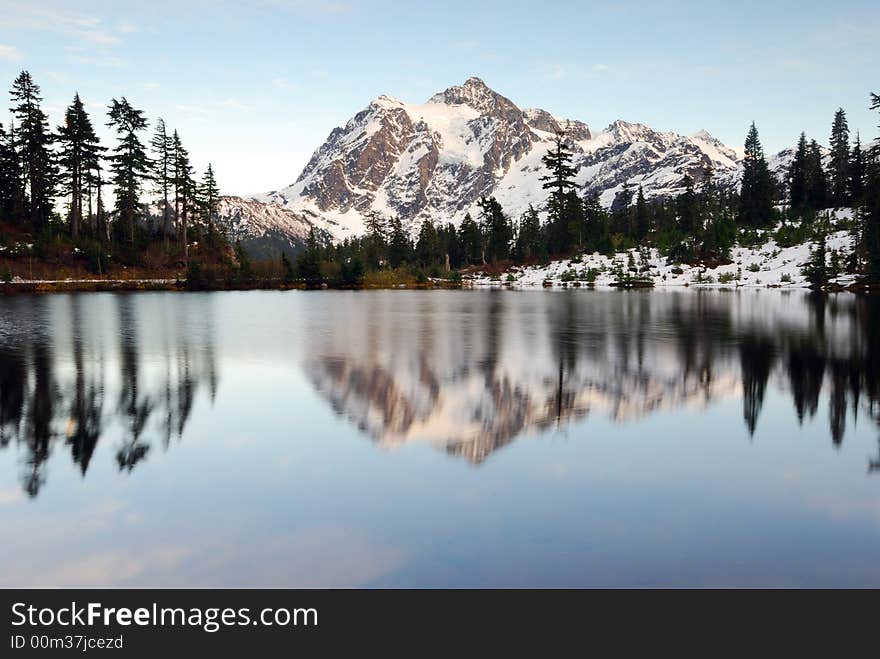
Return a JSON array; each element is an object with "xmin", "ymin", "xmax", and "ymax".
[{"xmin": 428, "ymin": 76, "xmax": 513, "ymax": 115}]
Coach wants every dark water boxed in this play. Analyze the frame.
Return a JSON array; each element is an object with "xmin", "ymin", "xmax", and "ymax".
[{"xmin": 1, "ymin": 289, "xmax": 879, "ymax": 587}]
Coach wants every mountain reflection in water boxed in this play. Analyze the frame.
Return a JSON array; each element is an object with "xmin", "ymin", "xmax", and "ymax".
[
  {"xmin": 0, "ymin": 290, "xmax": 879, "ymax": 500},
  {"xmin": 306, "ymin": 291, "xmax": 880, "ymax": 466}
]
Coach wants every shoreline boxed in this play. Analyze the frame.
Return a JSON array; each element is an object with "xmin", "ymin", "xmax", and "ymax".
[{"xmin": 1, "ymin": 277, "xmax": 876, "ymax": 294}]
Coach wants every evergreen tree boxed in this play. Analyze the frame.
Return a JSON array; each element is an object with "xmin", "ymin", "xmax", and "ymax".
[
  {"xmin": 805, "ymin": 139, "xmax": 828, "ymax": 210},
  {"xmin": 583, "ymin": 191, "xmax": 609, "ymax": 254},
  {"xmin": 540, "ymin": 132, "xmax": 578, "ymax": 254},
  {"xmin": 0, "ymin": 123, "xmax": 25, "ymax": 225},
  {"xmin": 738, "ymin": 122, "xmax": 774, "ymax": 228},
  {"xmin": 788, "ymin": 132, "xmax": 808, "ymax": 212},
  {"xmin": 803, "ymin": 213, "xmax": 830, "ymax": 287},
  {"xmin": 280, "ymin": 251, "xmax": 295, "ymax": 283},
  {"xmin": 415, "ymin": 218, "xmax": 441, "ymax": 267},
  {"xmin": 828, "ymin": 108, "xmax": 850, "ymax": 206},
  {"xmin": 478, "ymin": 196, "xmax": 512, "ymax": 263},
  {"xmin": 150, "ymin": 118, "xmax": 173, "ymax": 245},
  {"xmin": 458, "ymin": 212, "xmax": 483, "ymax": 265},
  {"xmin": 386, "ymin": 216, "xmax": 411, "ymax": 267},
  {"xmin": 10, "ymin": 71, "xmax": 57, "ymax": 233},
  {"xmin": 56, "ymin": 93, "xmax": 102, "ymax": 240},
  {"xmin": 363, "ymin": 210, "xmax": 387, "ymax": 268},
  {"xmin": 171, "ymin": 133, "xmax": 196, "ymax": 258},
  {"xmin": 676, "ymin": 175, "xmax": 699, "ymax": 235},
  {"xmin": 865, "ymin": 93, "xmax": 880, "ymax": 279},
  {"xmin": 296, "ymin": 227, "xmax": 322, "ymax": 285},
  {"xmin": 849, "ymin": 133, "xmax": 865, "ymax": 203},
  {"xmin": 514, "ymin": 205, "xmax": 545, "ymax": 262},
  {"xmin": 107, "ymin": 97, "xmax": 149, "ymax": 245},
  {"xmin": 634, "ymin": 185, "xmax": 650, "ymax": 241},
  {"xmin": 200, "ymin": 163, "xmax": 219, "ymax": 237}
]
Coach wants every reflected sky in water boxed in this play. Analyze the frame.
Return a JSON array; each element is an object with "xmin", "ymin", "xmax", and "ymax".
[{"xmin": 0, "ymin": 289, "xmax": 879, "ymax": 587}]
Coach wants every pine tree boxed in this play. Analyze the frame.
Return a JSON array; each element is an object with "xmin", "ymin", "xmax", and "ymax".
[
  {"xmin": 415, "ymin": 218, "xmax": 441, "ymax": 267},
  {"xmin": 738, "ymin": 122, "xmax": 774, "ymax": 228},
  {"xmin": 171, "ymin": 133, "xmax": 196, "ymax": 259},
  {"xmin": 478, "ymin": 196, "xmax": 512, "ymax": 263},
  {"xmin": 458, "ymin": 212, "xmax": 483, "ymax": 265},
  {"xmin": 107, "ymin": 97, "xmax": 150, "ymax": 245},
  {"xmin": 514, "ymin": 205, "xmax": 545, "ymax": 262},
  {"xmin": 634, "ymin": 185, "xmax": 650, "ymax": 241},
  {"xmin": 200, "ymin": 163, "xmax": 219, "ymax": 238},
  {"xmin": 0, "ymin": 123, "xmax": 25, "ymax": 225},
  {"xmin": 828, "ymin": 108, "xmax": 850, "ymax": 207},
  {"xmin": 788, "ymin": 132, "xmax": 808, "ymax": 213},
  {"xmin": 676, "ymin": 175, "xmax": 699, "ymax": 235},
  {"xmin": 386, "ymin": 216, "xmax": 411, "ymax": 268},
  {"xmin": 10, "ymin": 71, "xmax": 57, "ymax": 233},
  {"xmin": 56, "ymin": 93, "xmax": 102, "ymax": 240},
  {"xmin": 150, "ymin": 118, "xmax": 173, "ymax": 245},
  {"xmin": 363, "ymin": 209, "xmax": 386, "ymax": 267},
  {"xmin": 865, "ymin": 93, "xmax": 880, "ymax": 280},
  {"xmin": 805, "ymin": 139, "xmax": 828, "ymax": 210},
  {"xmin": 541, "ymin": 132, "xmax": 578, "ymax": 254},
  {"xmin": 849, "ymin": 133, "xmax": 865, "ymax": 203},
  {"xmin": 295, "ymin": 227, "xmax": 322, "ymax": 285}
]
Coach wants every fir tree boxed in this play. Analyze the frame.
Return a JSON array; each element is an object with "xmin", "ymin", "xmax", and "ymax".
[
  {"xmin": 295, "ymin": 227, "xmax": 323, "ymax": 285},
  {"xmin": 0, "ymin": 123, "xmax": 25, "ymax": 225},
  {"xmin": 56, "ymin": 93, "xmax": 102, "ymax": 240},
  {"xmin": 738, "ymin": 122, "xmax": 774, "ymax": 228},
  {"xmin": 386, "ymin": 216, "xmax": 411, "ymax": 268},
  {"xmin": 280, "ymin": 251, "xmax": 295, "ymax": 283},
  {"xmin": 828, "ymin": 108, "xmax": 850, "ymax": 206},
  {"xmin": 200, "ymin": 163, "xmax": 219, "ymax": 237},
  {"xmin": 634, "ymin": 185, "xmax": 650, "ymax": 241},
  {"xmin": 514, "ymin": 205, "xmax": 544, "ymax": 262},
  {"xmin": 788, "ymin": 132, "xmax": 808, "ymax": 212},
  {"xmin": 805, "ymin": 139, "xmax": 828, "ymax": 210},
  {"xmin": 107, "ymin": 97, "xmax": 150, "ymax": 245},
  {"xmin": 458, "ymin": 212, "xmax": 483, "ymax": 265},
  {"xmin": 150, "ymin": 118, "xmax": 173, "ymax": 245},
  {"xmin": 363, "ymin": 210, "xmax": 387, "ymax": 267},
  {"xmin": 10, "ymin": 71, "xmax": 57, "ymax": 233},
  {"xmin": 415, "ymin": 218, "xmax": 441, "ymax": 267},
  {"xmin": 478, "ymin": 196, "xmax": 512, "ymax": 263},
  {"xmin": 849, "ymin": 133, "xmax": 865, "ymax": 203},
  {"xmin": 676, "ymin": 175, "xmax": 699, "ymax": 235},
  {"xmin": 540, "ymin": 132, "xmax": 578, "ymax": 254}
]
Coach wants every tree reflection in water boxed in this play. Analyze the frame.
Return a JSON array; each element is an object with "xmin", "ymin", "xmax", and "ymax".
[
  {"xmin": 0, "ymin": 293, "xmax": 219, "ymax": 498},
  {"xmin": 307, "ymin": 291, "xmax": 880, "ymax": 468}
]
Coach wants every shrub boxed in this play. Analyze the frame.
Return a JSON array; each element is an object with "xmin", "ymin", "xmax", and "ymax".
[{"xmin": 718, "ymin": 272, "xmax": 736, "ymax": 284}]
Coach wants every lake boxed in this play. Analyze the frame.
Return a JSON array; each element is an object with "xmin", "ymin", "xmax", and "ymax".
[{"xmin": 1, "ymin": 289, "xmax": 879, "ymax": 587}]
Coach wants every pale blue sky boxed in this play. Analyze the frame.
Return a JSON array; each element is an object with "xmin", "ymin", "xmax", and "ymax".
[{"xmin": 0, "ymin": 0, "xmax": 877, "ymax": 195}]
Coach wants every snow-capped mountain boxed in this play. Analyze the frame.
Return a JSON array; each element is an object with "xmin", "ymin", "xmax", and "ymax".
[
  {"xmin": 215, "ymin": 195, "xmax": 329, "ymax": 259},
  {"xmin": 220, "ymin": 76, "xmax": 810, "ymax": 251},
  {"xmin": 247, "ymin": 76, "xmax": 794, "ymax": 242}
]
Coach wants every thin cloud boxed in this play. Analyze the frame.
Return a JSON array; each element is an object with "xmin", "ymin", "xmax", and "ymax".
[
  {"xmin": 0, "ymin": 3, "xmax": 124, "ymax": 48},
  {"xmin": 273, "ymin": 77, "xmax": 299, "ymax": 91},
  {"xmin": 219, "ymin": 98, "xmax": 252, "ymax": 112},
  {"xmin": 0, "ymin": 44, "xmax": 22, "ymax": 61}
]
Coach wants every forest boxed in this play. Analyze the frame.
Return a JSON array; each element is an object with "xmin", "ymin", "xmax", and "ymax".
[
  {"xmin": 293, "ymin": 96, "xmax": 880, "ymax": 290},
  {"xmin": 0, "ymin": 69, "xmax": 878, "ymax": 291}
]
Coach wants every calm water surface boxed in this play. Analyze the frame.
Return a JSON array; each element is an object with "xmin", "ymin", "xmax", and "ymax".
[{"xmin": 1, "ymin": 289, "xmax": 879, "ymax": 587}]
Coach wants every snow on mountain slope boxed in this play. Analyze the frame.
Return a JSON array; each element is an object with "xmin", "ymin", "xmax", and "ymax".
[
  {"xmin": 250, "ymin": 76, "xmax": 799, "ymax": 242},
  {"xmin": 215, "ymin": 195, "xmax": 329, "ymax": 259}
]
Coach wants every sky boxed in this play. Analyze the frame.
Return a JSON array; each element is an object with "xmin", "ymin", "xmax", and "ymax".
[{"xmin": 0, "ymin": 0, "xmax": 877, "ymax": 196}]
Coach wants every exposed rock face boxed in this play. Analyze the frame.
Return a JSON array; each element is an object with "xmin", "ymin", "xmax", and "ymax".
[{"xmin": 244, "ymin": 76, "xmax": 800, "ymax": 242}]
